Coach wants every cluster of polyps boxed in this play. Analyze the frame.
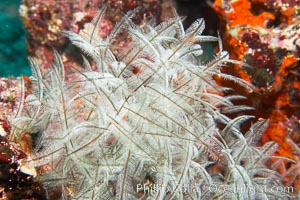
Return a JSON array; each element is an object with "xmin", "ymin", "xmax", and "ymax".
[{"xmin": 11, "ymin": 6, "xmax": 291, "ymax": 200}]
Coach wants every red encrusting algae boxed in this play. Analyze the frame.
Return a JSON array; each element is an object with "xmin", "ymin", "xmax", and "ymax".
[{"xmin": 214, "ymin": 0, "xmax": 300, "ymax": 191}]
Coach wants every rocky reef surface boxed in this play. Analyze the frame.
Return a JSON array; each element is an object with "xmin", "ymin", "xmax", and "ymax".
[
  {"xmin": 213, "ymin": 0, "xmax": 300, "ymax": 191},
  {"xmin": 0, "ymin": 0, "xmax": 300, "ymax": 199}
]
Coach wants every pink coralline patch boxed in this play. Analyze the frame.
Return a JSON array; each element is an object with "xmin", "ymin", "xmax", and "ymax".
[
  {"xmin": 21, "ymin": 0, "xmax": 175, "ymax": 71},
  {"xmin": 264, "ymin": 0, "xmax": 300, "ymax": 8},
  {"xmin": 241, "ymin": 31, "xmax": 262, "ymax": 49},
  {"xmin": 252, "ymin": 47, "xmax": 274, "ymax": 68},
  {"xmin": 241, "ymin": 31, "xmax": 275, "ymax": 69},
  {"xmin": 21, "ymin": 1, "xmax": 77, "ymax": 50},
  {"xmin": 98, "ymin": 17, "xmax": 114, "ymax": 38},
  {"xmin": 20, "ymin": 0, "xmax": 101, "ymax": 69},
  {"xmin": 0, "ymin": 78, "xmax": 30, "ymax": 118}
]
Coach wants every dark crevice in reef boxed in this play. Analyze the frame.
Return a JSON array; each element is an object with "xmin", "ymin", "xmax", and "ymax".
[{"xmin": 175, "ymin": 0, "xmax": 219, "ymax": 36}]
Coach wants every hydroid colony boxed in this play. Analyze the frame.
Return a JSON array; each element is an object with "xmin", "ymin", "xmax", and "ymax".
[{"xmin": 11, "ymin": 6, "xmax": 291, "ymax": 199}]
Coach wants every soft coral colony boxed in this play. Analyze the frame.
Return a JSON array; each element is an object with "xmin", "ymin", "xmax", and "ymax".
[{"xmin": 10, "ymin": 6, "xmax": 293, "ymax": 200}]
